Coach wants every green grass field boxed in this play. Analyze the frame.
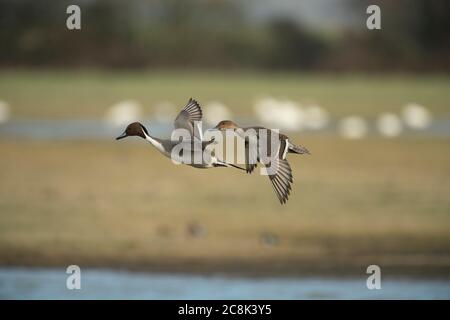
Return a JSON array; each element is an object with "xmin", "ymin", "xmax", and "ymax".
[
  {"xmin": 0, "ymin": 70, "xmax": 449, "ymax": 119},
  {"xmin": 0, "ymin": 71, "xmax": 449, "ymax": 276}
]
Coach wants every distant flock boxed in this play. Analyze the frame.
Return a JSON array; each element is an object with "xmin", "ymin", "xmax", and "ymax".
[
  {"xmin": 0, "ymin": 97, "xmax": 433, "ymax": 139},
  {"xmin": 103, "ymin": 98, "xmax": 432, "ymax": 139}
]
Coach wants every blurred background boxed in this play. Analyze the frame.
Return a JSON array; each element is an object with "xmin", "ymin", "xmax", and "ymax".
[{"xmin": 0, "ymin": 0, "xmax": 449, "ymax": 299}]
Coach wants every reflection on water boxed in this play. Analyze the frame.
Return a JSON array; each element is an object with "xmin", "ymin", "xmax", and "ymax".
[{"xmin": 0, "ymin": 268, "xmax": 449, "ymax": 299}]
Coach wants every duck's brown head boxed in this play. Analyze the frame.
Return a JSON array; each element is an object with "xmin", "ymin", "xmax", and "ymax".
[
  {"xmin": 213, "ymin": 120, "xmax": 240, "ymax": 131},
  {"xmin": 116, "ymin": 122, "xmax": 149, "ymax": 140}
]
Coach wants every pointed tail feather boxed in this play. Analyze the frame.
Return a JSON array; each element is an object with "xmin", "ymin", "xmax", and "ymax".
[{"xmin": 289, "ymin": 143, "xmax": 310, "ymax": 155}]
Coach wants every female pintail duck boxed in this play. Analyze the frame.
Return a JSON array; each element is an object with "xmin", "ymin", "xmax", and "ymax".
[
  {"xmin": 116, "ymin": 98, "xmax": 244, "ymax": 171},
  {"xmin": 213, "ymin": 120, "xmax": 310, "ymax": 204}
]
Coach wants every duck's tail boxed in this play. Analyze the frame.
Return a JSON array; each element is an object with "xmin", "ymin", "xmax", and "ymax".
[{"xmin": 288, "ymin": 143, "xmax": 310, "ymax": 155}]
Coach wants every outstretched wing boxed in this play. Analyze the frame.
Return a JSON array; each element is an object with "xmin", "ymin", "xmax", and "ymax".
[
  {"xmin": 267, "ymin": 158, "xmax": 293, "ymax": 204},
  {"xmin": 174, "ymin": 98, "xmax": 203, "ymax": 141}
]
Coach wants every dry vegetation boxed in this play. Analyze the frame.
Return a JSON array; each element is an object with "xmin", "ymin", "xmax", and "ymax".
[{"xmin": 1, "ymin": 137, "xmax": 449, "ymax": 276}]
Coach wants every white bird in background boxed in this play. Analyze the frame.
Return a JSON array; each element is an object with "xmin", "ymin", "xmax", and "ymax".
[
  {"xmin": 254, "ymin": 97, "xmax": 305, "ymax": 131},
  {"xmin": 105, "ymin": 100, "xmax": 142, "ymax": 127},
  {"xmin": 377, "ymin": 113, "xmax": 402, "ymax": 137},
  {"xmin": 402, "ymin": 103, "xmax": 432, "ymax": 130},
  {"xmin": 254, "ymin": 97, "xmax": 280, "ymax": 126},
  {"xmin": 338, "ymin": 116, "xmax": 368, "ymax": 139},
  {"xmin": 303, "ymin": 104, "xmax": 329, "ymax": 130},
  {"xmin": 0, "ymin": 100, "xmax": 10, "ymax": 124}
]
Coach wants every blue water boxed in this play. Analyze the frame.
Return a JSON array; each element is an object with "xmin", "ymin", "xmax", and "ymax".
[
  {"xmin": 0, "ymin": 268, "xmax": 449, "ymax": 299},
  {"xmin": 1, "ymin": 118, "xmax": 450, "ymax": 140}
]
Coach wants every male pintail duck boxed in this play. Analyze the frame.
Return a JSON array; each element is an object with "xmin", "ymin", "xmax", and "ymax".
[
  {"xmin": 213, "ymin": 120, "xmax": 310, "ymax": 204},
  {"xmin": 116, "ymin": 98, "xmax": 244, "ymax": 171}
]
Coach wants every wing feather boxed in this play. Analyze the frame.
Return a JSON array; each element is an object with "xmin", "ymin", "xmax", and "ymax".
[
  {"xmin": 267, "ymin": 158, "xmax": 293, "ymax": 204},
  {"xmin": 174, "ymin": 98, "xmax": 203, "ymax": 140}
]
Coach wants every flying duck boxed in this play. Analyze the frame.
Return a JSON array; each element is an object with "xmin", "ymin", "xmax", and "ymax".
[
  {"xmin": 213, "ymin": 120, "xmax": 310, "ymax": 204},
  {"xmin": 116, "ymin": 98, "xmax": 244, "ymax": 170}
]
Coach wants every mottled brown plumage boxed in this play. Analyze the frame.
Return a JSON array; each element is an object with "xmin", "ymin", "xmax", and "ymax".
[{"xmin": 214, "ymin": 120, "xmax": 309, "ymax": 204}]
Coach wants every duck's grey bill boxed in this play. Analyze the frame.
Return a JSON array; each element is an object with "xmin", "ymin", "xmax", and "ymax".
[{"xmin": 116, "ymin": 132, "xmax": 127, "ymax": 140}]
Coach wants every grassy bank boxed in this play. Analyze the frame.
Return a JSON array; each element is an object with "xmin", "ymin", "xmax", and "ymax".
[
  {"xmin": 0, "ymin": 70, "xmax": 449, "ymax": 119},
  {"xmin": 0, "ymin": 137, "xmax": 449, "ymax": 276}
]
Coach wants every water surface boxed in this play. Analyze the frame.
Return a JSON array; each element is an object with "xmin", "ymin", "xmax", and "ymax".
[
  {"xmin": 1, "ymin": 118, "xmax": 450, "ymax": 140},
  {"xmin": 0, "ymin": 268, "xmax": 449, "ymax": 299}
]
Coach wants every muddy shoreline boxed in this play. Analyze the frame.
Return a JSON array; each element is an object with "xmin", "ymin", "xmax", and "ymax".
[{"xmin": 1, "ymin": 255, "xmax": 449, "ymax": 279}]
